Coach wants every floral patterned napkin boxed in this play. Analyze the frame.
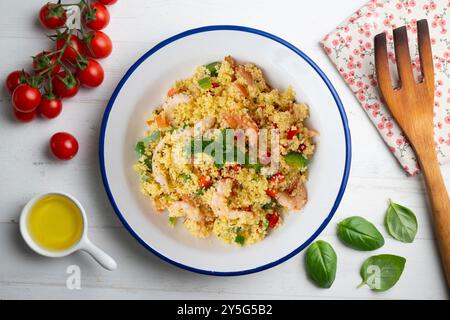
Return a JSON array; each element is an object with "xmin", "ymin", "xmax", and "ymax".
[{"xmin": 321, "ymin": 0, "xmax": 450, "ymax": 175}]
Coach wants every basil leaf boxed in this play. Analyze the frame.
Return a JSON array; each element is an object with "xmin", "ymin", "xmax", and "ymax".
[
  {"xmin": 359, "ymin": 254, "xmax": 406, "ymax": 292},
  {"xmin": 337, "ymin": 216, "xmax": 384, "ymax": 251},
  {"xmin": 385, "ymin": 200, "xmax": 418, "ymax": 243},
  {"xmin": 305, "ymin": 240, "xmax": 337, "ymax": 288}
]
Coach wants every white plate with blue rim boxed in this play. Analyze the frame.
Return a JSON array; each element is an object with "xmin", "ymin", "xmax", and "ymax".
[{"xmin": 100, "ymin": 26, "xmax": 351, "ymax": 276}]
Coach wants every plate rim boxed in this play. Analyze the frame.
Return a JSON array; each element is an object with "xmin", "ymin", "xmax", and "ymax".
[{"xmin": 99, "ymin": 25, "xmax": 352, "ymax": 276}]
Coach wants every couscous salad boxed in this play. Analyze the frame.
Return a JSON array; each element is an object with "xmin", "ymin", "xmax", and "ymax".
[{"xmin": 134, "ymin": 56, "xmax": 316, "ymax": 245}]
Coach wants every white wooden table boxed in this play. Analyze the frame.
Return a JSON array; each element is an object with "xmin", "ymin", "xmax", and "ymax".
[{"xmin": 0, "ymin": 0, "xmax": 448, "ymax": 300}]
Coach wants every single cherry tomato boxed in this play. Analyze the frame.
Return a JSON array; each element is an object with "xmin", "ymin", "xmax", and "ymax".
[
  {"xmin": 13, "ymin": 107, "xmax": 37, "ymax": 122},
  {"xmin": 266, "ymin": 188, "xmax": 278, "ymax": 199},
  {"xmin": 39, "ymin": 3, "xmax": 67, "ymax": 29},
  {"xmin": 99, "ymin": 0, "xmax": 118, "ymax": 5},
  {"xmin": 32, "ymin": 51, "xmax": 61, "ymax": 76},
  {"xmin": 287, "ymin": 127, "xmax": 301, "ymax": 140},
  {"xmin": 56, "ymin": 34, "xmax": 83, "ymax": 63},
  {"xmin": 199, "ymin": 175, "xmax": 213, "ymax": 189},
  {"xmin": 270, "ymin": 172, "xmax": 285, "ymax": 183},
  {"xmin": 76, "ymin": 59, "xmax": 104, "ymax": 88},
  {"xmin": 266, "ymin": 212, "xmax": 280, "ymax": 229},
  {"xmin": 83, "ymin": 3, "xmax": 110, "ymax": 30},
  {"xmin": 50, "ymin": 132, "xmax": 79, "ymax": 160},
  {"xmin": 12, "ymin": 84, "xmax": 41, "ymax": 113},
  {"xmin": 5, "ymin": 70, "xmax": 29, "ymax": 94},
  {"xmin": 38, "ymin": 95, "xmax": 63, "ymax": 119},
  {"xmin": 83, "ymin": 30, "xmax": 112, "ymax": 59},
  {"xmin": 52, "ymin": 71, "xmax": 80, "ymax": 98}
]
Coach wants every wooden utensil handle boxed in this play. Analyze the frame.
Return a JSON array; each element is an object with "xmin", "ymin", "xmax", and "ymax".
[{"xmin": 415, "ymin": 146, "xmax": 450, "ymax": 287}]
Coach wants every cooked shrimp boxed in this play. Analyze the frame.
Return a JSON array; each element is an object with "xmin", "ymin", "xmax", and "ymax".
[
  {"xmin": 233, "ymin": 82, "xmax": 249, "ymax": 97},
  {"xmin": 224, "ymin": 113, "xmax": 259, "ymax": 132},
  {"xmin": 277, "ymin": 179, "xmax": 307, "ymax": 211},
  {"xmin": 194, "ymin": 116, "xmax": 216, "ymax": 137},
  {"xmin": 211, "ymin": 179, "xmax": 253, "ymax": 221},
  {"xmin": 236, "ymin": 65, "xmax": 254, "ymax": 86},
  {"xmin": 168, "ymin": 201, "xmax": 203, "ymax": 221},
  {"xmin": 152, "ymin": 136, "xmax": 169, "ymax": 187}
]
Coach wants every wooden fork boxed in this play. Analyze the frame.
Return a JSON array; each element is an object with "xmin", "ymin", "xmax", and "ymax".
[{"xmin": 375, "ymin": 19, "xmax": 450, "ymax": 288}]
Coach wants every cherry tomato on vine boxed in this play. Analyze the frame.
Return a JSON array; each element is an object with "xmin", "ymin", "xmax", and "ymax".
[
  {"xmin": 32, "ymin": 51, "xmax": 61, "ymax": 76},
  {"xmin": 50, "ymin": 132, "xmax": 79, "ymax": 160},
  {"xmin": 83, "ymin": 2, "xmax": 110, "ymax": 30},
  {"xmin": 83, "ymin": 30, "xmax": 112, "ymax": 59},
  {"xmin": 52, "ymin": 71, "xmax": 80, "ymax": 98},
  {"xmin": 5, "ymin": 70, "xmax": 29, "ymax": 94},
  {"xmin": 39, "ymin": 2, "xmax": 67, "ymax": 29},
  {"xmin": 99, "ymin": 0, "xmax": 118, "ymax": 5},
  {"xmin": 12, "ymin": 84, "xmax": 41, "ymax": 113},
  {"xmin": 76, "ymin": 59, "xmax": 104, "ymax": 88},
  {"xmin": 38, "ymin": 94, "xmax": 63, "ymax": 119},
  {"xmin": 13, "ymin": 108, "xmax": 37, "ymax": 123},
  {"xmin": 56, "ymin": 34, "xmax": 83, "ymax": 63}
]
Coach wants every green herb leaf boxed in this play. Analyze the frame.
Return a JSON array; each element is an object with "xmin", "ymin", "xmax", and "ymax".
[
  {"xmin": 142, "ymin": 130, "xmax": 161, "ymax": 145},
  {"xmin": 195, "ymin": 189, "xmax": 204, "ymax": 196},
  {"xmin": 284, "ymin": 152, "xmax": 309, "ymax": 170},
  {"xmin": 337, "ymin": 216, "xmax": 385, "ymax": 251},
  {"xmin": 385, "ymin": 200, "xmax": 418, "ymax": 243},
  {"xmin": 359, "ymin": 254, "xmax": 406, "ymax": 292},
  {"xmin": 305, "ymin": 240, "xmax": 337, "ymax": 288},
  {"xmin": 180, "ymin": 173, "xmax": 192, "ymax": 182},
  {"xmin": 205, "ymin": 62, "xmax": 221, "ymax": 77},
  {"xmin": 198, "ymin": 77, "xmax": 212, "ymax": 89},
  {"xmin": 143, "ymin": 158, "xmax": 152, "ymax": 171},
  {"xmin": 235, "ymin": 234, "xmax": 245, "ymax": 246},
  {"xmin": 135, "ymin": 141, "xmax": 145, "ymax": 156},
  {"xmin": 169, "ymin": 217, "xmax": 177, "ymax": 225}
]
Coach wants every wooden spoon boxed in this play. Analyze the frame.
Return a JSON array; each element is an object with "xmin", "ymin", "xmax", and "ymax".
[{"xmin": 375, "ymin": 19, "xmax": 450, "ymax": 288}]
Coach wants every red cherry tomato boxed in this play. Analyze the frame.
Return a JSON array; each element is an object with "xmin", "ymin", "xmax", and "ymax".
[
  {"xmin": 12, "ymin": 84, "xmax": 41, "ymax": 113},
  {"xmin": 99, "ymin": 0, "xmax": 118, "ymax": 5},
  {"xmin": 199, "ymin": 175, "xmax": 213, "ymax": 189},
  {"xmin": 32, "ymin": 51, "xmax": 61, "ymax": 76},
  {"xmin": 76, "ymin": 59, "xmax": 104, "ymax": 88},
  {"xmin": 13, "ymin": 107, "xmax": 37, "ymax": 122},
  {"xmin": 5, "ymin": 70, "xmax": 29, "ymax": 94},
  {"xmin": 83, "ymin": 3, "xmax": 110, "ymax": 30},
  {"xmin": 56, "ymin": 34, "xmax": 83, "ymax": 63},
  {"xmin": 287, "ymin": 127, "xmax": 300, "ymax": 140},
  {"xmin": 50, "ymin": 132, "xmax": 79, "ymax": 160},
  {"xmin": 83, "ymin": 31, "xmax": 112, "ymax": 59},
  {"xmin": 39, "ymin": 95, "xmax": 63, "ymax": 119},
  {"xmin": 52, "ymin": 71, "xmax": 80, "ymax": 98},
  {"xmin": 266, "ymin": 212, "xmax": 280, "ymax": 229},
  {"xmin": 39, "ymin": 3, "xmax": 67, "ymax": 29}
]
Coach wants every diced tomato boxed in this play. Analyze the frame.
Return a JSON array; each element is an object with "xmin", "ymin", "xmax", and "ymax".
[
  {"xmin": 270, "ymin": 172, "xmax": 285, "ymax": 183},
  {"xmin": 266, "ymin": 188, "xmax": 278, "ymax": 199},
  {"xmin": 266, "ymin": 212, "xmax": 280, "ymax": 228},
  {"xmin": 167, "ymin": 87, "xmax": 177, "ymax": 97},
  {"xmin": 199, "ymin": 175, "xmax": 213, "ymax": 188},
  {"xmin": 299, "ymin": 143, "xmax": 307, "ymax": 152},
  {"xmin": 287, "ymin": 127, "xmax": 301, "ymax": 140},
  {"xmin": 231, "ymin": 164, "xmax": 241, "ymax": 172},
  {"xmin": 212, "ymin": 82, "xmax": 220, "ymax": 88}
]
